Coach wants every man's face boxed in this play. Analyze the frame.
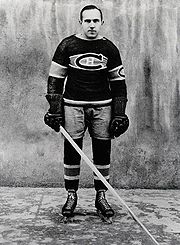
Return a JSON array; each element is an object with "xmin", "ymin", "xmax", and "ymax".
[{"xmin": 80, "ymin": 9, "xmax": 103, "ymax": 39}]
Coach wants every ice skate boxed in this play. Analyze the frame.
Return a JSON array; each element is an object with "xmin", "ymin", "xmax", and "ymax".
[
  {"xmin": 95, "ymin": 190, "xmax": 114, "ymax": 224},
  {"xmin": 62, "ymin": 190, "xmax": 77, "ymax": 223}
]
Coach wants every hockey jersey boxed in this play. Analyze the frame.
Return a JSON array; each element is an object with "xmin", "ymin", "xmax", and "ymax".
[{"xmin": 49, "ymin": 34, "xmax": 126, "ymax": 106}]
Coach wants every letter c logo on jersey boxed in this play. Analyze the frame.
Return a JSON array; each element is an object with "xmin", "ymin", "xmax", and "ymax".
[{"xmin": 70, "ymin": 53, "xmax": 108, "ymax": 71}]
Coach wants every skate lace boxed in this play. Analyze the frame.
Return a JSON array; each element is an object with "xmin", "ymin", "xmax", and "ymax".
[
  {"xmin": 66, "ymin": 193, "xmax": 76, "ymax": 209},
  {"xmin": 98, "ymin": 196, "xmax": 111, "ymax": 210}
]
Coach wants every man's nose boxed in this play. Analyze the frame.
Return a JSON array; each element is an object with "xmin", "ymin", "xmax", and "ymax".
[{"xmin": 89, "ymin": 21, "xmax": 95, "ymax": 27}]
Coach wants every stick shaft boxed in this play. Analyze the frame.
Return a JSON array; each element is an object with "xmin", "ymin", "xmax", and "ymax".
[{"xmin": 60, "ymin": 126, "xmax": 159, "ymax": 245}]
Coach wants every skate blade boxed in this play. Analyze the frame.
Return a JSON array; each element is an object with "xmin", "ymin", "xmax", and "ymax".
[
  {"xmin": 97, "ymin": 210, "xmax": 113, "ymax": 224},
  {"xmin": 61, "ymin": 216, "xmax": 74, "ymax": 223}
]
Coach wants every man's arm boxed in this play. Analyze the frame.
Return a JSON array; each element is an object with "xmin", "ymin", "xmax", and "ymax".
[
  {"xmin": 108, "ymin": 44, "xmax": 129, "ymax": 137},
  {"xmin": 44, "ymin": 42, "xmax": 68, "ymax": 132}
]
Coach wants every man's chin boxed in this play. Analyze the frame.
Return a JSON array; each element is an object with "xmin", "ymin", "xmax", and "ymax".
[{"xmin": 86, "ymin": 33, "xmax": 98, "ymax": 39}]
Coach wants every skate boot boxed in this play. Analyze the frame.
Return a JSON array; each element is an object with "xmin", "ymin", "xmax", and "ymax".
[
  {"xmin": 62, "ymin": 190, "xmax": 77, "ymax": 222},
  {"xmin": 95, "ymin": 190, "xmax": 114, "ymax": 223}
]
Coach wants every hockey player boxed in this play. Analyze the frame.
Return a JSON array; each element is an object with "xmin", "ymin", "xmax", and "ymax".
[{"xmin": 44, "ymin": 4, "xmax": 129, "ymax": 222}]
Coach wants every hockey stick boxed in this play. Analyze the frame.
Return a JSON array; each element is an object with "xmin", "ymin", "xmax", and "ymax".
[{"xmin": 60, "ymin": 125, "xmax": 159, "ymax": 245}]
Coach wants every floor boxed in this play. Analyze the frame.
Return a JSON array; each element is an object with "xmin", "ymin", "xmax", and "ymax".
[{"xmin": 0, "ymin": 187, "xmax": 179, "ymax": 244}]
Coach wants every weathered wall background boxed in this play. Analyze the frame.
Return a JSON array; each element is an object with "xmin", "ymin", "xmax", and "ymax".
[{"xmin": 0, "ymin": 0, "xmax": 179, "ymax": 188}]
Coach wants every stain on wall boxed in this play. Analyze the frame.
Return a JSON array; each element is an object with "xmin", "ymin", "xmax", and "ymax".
[{"xmin": 0, "ymin": 0, "xmax": 179, "ymax": 188}]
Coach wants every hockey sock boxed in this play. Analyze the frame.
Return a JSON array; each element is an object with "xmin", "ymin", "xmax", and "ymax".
[
  {"xmin": 92, "ymin": 138, "xmax": 111, "ymax": 191},
  {"xmin": 64, "ymin": 138, "xmax": 83, "ymax": 191}
]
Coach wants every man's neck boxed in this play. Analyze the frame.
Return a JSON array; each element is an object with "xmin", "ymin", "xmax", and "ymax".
[{"xmin": 76, "ymin": 33, "xmax": 103, "ymax": 41}]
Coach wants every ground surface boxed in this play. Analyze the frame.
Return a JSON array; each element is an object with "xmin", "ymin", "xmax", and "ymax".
[{"xmin": 0, "ymin": 187, "xmax": 179, "ymax": 244}]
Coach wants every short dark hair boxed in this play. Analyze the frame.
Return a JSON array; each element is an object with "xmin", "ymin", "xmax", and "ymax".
[{"xmin": 80, "ymin": 5, "xmax": 103, "ymax": 21}]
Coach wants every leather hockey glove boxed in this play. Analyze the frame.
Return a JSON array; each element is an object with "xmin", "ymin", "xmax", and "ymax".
[
  {"xmin": 109, "ymin": 97, "xmax": 129, "ymax": 138},
  {"xmin": 44, "ymin": 94, "xmax": 63, "ymax": 132}
]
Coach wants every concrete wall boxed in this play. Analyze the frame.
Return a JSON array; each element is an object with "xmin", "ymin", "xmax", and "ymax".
[{"xmin": 0, "ymin": 0, "xmax": 179, "ymax": 188}]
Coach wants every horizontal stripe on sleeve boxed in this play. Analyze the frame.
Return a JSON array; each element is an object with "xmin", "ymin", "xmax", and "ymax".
[
  {"xmin": 49, "ymin": 61, "xmax": 67, "ymax": 78},
  {"xmin": 108, "ymin": 65, "xmax": 125, "ymax": 82}
]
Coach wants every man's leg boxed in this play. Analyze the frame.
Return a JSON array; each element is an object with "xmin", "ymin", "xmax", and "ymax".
[
  {"xmin": 88, "ymin": 105, "xmax": 112, "ymax": 191},
  {"xmin": 64, "ymin": 138, "xmax": 83, "ymax": 192},
  {"xmin": 92, "ymin": 138, "xmax": 114, "ymax": 218},
  {"xmin": 62, "ymin": 137, "xmax": 83, "ymax": 217},
  {"xmin": 62, "ymin": 105, "xmax": 85, "ymax": 217},
  {"xmin": 89, "ymin": 104, "xmax": 114, "ymax": 218},
  {"xmin": 92, "ymin": 138, "xmax": 111, "ymax": 191}
]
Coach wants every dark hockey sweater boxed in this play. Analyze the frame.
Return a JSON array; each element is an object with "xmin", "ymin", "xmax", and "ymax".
[{"xmin": 49, "ymin": 34, "xmax": 127, "ymax": 105}]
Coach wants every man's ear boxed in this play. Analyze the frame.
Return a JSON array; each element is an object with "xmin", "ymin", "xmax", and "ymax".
[{"xmin": 101, "ymin": 20, "xmax": 104, "ymax": 25}]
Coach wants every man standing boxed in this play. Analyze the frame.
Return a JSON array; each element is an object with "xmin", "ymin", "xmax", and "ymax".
[{"xmin": 44, "ymin": 5, "xmax": 129, "ymax": 221}]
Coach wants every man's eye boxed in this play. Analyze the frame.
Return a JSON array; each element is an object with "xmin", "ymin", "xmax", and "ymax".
[
  {"xmin": 85, "ymin": 20, "xmax": 91, "ymax": 23},
  {"xmin": 93, "ymin": 19, "xmax": 100, "ymax": 23}
]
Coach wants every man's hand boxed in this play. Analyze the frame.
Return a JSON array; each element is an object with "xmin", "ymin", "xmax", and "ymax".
[
  {"xmin": 44, "ymin": 94, "xmax": 64, "ymax": 132},
  {"xmin": 109, "ymin": 115, "xmax": 129, "ymax": 138},
  {"xmin": 44, "ymin": 113, "xmax": 63, "ymax": 132}
]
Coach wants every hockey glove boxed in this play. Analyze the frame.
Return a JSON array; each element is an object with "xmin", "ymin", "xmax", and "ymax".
[
  {"xmin": 44, "ymin": 94, "xmax": 64, "ymax": 132},
  {"xmin": 109, "ymin": 97, "xmax": 129, "ymax": 138},
  {"xmin": 109, "ymin": 115, "xmax": 129, "ymax": 137}
]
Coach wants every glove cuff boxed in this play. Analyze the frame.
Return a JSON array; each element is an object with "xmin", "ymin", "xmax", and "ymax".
[
  {"xmin": 45, "ymin": 94, "xmax": 63, "ymax": 101},
  {"xmin": 45, "ymin": 94, "xmax": 63, "ymax": 115},
  {"xmin": 112, "ymin": 97, "xmax": 128, "ymax": 117}
]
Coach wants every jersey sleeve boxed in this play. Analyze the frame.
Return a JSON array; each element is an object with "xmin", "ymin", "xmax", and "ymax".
[
  {"xmin": 107, "ymin": 43, "xmax": 127, "ymax": 98},
  {"xmin": 49, "ymin": 39, "xmax": 69, "ymax": 79}
]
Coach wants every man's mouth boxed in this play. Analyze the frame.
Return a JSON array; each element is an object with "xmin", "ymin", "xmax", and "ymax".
[{"xmin": 88, "ymin": 30, "xmax": 96, "ymax": 34}]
